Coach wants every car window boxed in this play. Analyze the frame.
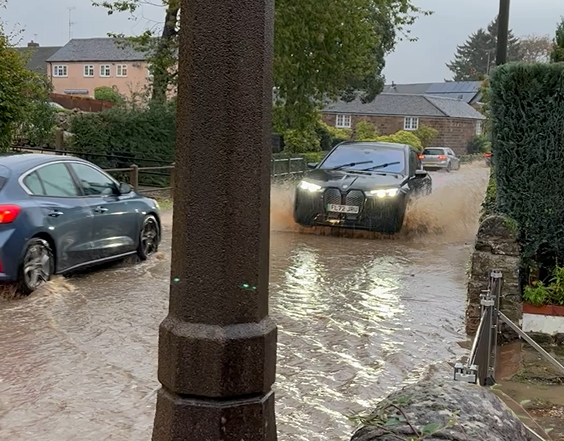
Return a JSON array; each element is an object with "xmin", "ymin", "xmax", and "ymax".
[
  {"xmin": 320, "ymin": 144, "xmax": 405, "ymax": 173},
  {"xmin": 23, "ymin": 171, "xmax": 45, "ymax": 195},
  {"xmin": 70, "ymin": 163, "xmax": 116, "ymax": 196},
  {"xmin": 35, "ymin": 163, "xmax": 80, "ymax": 197},
  {"xmin": 422, "ymin": 148, "xmax": 445, "ymax": 156}
]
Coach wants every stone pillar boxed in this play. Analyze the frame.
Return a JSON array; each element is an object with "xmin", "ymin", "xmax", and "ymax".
[
  {"xmin": 466, "ymin": 215, "xmax": 521, "ymax": 342},
  {"xmin": 151, "ymin": 0, "xmax": 277, "ymax": 439}
]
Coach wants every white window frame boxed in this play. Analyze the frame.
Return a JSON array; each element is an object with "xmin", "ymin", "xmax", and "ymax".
[
  {"xmin": 475, "ymin": 120, "xmax": 483, "ymax": 135},
  {"xmin": 100, "ymin": 65, "xmax": 111, "ymax": 77},
  {"xmin": 83, "ymin": 65, "xmax": 94, "ymax": 77},
  {"xmin": 335, "ymin": 114, "xmax": 351, "ymax": 129},
  {"xmin": 52, "ymin": 65, "xmax": 68, "ymax": 77},
  {"xmin": 116, "ymin": 64, "xmax": 128, "ymax": 77},
  {"xmin": 403, "ymin": 117, "xmax": 419, "ymax": 131}
]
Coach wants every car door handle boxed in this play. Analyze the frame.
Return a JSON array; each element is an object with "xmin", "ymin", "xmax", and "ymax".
[
  {"xmin": 48, "ymin": 210, "xmax": 64, "ymax": 217},
  {"xmin": 94, "ymin": 206, "xmax": 109, "ymax": 213}
]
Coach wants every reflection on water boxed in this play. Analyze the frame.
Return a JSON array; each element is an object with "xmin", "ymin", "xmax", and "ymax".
[{"xmin": 0, "ymin": 165, "xmax": 489, "ymax": 441}]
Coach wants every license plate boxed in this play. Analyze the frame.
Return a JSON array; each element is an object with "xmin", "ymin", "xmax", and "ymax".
[{"xmin": 327, "ymin": 204, "xmax": 359, "ymax": 214}]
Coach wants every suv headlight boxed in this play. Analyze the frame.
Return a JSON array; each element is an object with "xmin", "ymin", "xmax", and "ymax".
[
  {"xmin": 369, "ymin": 188, "xmax": 399, "ymax": 198},
  {"xmin": 299, "ymin": 181, "xmax": 322, "ymax": 192}
]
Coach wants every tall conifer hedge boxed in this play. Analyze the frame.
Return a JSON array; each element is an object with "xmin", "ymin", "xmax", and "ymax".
[{"xmin": 490, "ymin": 63, "xmax": 564, "ymax": 261}]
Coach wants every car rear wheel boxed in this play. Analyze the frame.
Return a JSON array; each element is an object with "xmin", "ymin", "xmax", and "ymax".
[
  {"xmin": 18, "ymin": 238, "xmax": 54, "ymax": 295},
  {"xmin": 138, "ymin": 215, "xmax": 160, "ymax": 260}
]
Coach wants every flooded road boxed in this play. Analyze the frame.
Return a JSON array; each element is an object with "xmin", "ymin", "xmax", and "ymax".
[{"xmin": 0, "ymin": 164, "xmax": 489, "ymax": 441}]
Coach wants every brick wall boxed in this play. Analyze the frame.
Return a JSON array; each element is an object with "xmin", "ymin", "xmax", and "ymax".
[{"xmin": 322, "ymin": 113, "xmax": 480, "ymax": 155}]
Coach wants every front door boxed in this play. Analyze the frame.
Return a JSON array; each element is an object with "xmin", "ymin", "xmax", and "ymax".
[
  {"xmin": 68, "ymin": 162, "xmax": 139, "ymax": 260},
  {"xmin": 23, "ymin": 163, "xmax": 94, "ymax": 271}
]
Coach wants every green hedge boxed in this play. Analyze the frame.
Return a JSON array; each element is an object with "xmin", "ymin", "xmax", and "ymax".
[
  {"xmin": 69, "ymin": 102, "xmax": 176, "ymax": 168},
  {"xmin": 490, "ymin": 62, "xmax": 564, "ymax": 261}
]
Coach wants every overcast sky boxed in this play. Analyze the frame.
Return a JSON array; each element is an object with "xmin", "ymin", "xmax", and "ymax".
[{"xmin": 3, "ymin": 0, "xmax": 563, "ymax": 83}]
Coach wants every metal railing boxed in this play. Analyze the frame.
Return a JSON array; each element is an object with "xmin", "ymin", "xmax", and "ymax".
[{"xmin": 454, "ymin": 270, "xmax": 564, "ymax": 387}]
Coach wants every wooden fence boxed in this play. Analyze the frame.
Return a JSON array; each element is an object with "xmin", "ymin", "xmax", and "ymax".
[{"xmin": 103, "ymin": 157, "xmax": 307, "ymax": 198}]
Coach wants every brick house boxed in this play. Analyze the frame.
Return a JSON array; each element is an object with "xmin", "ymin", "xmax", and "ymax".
[
  {"xmin": 322, "ymin": 93, "xmax": 486, "ymax": 155},
  {"xmin": 45, "ymin": 38, "xmax": 153, "ymax": 98}
]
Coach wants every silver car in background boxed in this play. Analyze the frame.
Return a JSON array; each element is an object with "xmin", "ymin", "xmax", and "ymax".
[{"xmin": 419, "ymin": 147, "xmax": 460, "ymax": 172}]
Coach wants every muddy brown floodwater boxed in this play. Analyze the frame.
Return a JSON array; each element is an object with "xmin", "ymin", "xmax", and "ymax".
[{"xmin": 0, "ymin": 164, "xmax": 489, "ymax": 441}]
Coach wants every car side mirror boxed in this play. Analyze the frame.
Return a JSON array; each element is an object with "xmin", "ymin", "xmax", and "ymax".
[
  {"xmin": 119, "ymin": 182, "xmax": 132, "ymax": 194},
  {"xmin": 307, "ymin": 162, "xmax": 318, "ymax": 169},
  {"xmin": 414, "ymin": 169, "xmax": 427, "ymax": 178}
]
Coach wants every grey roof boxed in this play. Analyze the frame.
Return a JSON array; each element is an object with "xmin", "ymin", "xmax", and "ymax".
[
  {"xmin": 15, "ymin": 46, "xmax": 62, "ymax": 74},
  {"xmin": 383, "ymin": 81, "xmax": 483, "ymax": 104},
  {"xmin": 47, "ymin": 38, "xmax": 149, "ymax": 62},
  {"xmin": 323, "ymin": 93, "xmax": 485, "ymax": 120},
  {"xmin": 382, "ymin": 83, "xmax": 434, "ymax": 94}
]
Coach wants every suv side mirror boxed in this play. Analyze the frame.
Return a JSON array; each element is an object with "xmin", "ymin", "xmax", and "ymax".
[
  {"xmin": 307, "ymin": 162, "xmax": 318, "ymax": 169},
  {"xmin": 119, "ymin": 182, "xmax": 132, "ymax": 194}
]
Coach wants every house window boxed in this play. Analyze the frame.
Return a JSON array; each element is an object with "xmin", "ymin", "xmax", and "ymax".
[
  {"xmin": 100, "ymin": 65, "xmax": 111, "ymax": 77},
  {"xmin": 116, "ymin": 64, "xmax": 128, "ymax": 77},
  {"xmin": 52, "ymin": 65, "xmax": 68, "ymax": 77},
  {"xmin": 83, "ymin": 65, "xmax": 94, "ymax": 77},
  {"xmin": 336, "ymin": 114, "xmax": 351, "ymax": 128},
  {"xmin": 475, "ymin": 120, "xmax": 483, "ymax": 135},
  {"xmin": 404, "ymin": 117, "xmax": 419, "ymax": 131}
]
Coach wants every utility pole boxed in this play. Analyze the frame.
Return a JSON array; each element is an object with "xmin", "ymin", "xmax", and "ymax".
[
  {"xmin": 496, "ymin": 0, "xmax": 510, "ymax": 65},
  {"xmin": 67, "ymin": 7, "xmax": 76, "ymax": 41}
]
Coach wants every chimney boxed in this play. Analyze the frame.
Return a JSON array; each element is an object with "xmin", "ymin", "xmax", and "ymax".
[{"xmin": 27, "ymin": 40, "xmax": 39, "ymax": 47}]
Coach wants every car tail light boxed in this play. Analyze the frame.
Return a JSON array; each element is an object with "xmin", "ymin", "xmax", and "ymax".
[
  {"xmin": 485, "ymin": 152, "xmax": 492, "ymax": 157},
  {"xmin": 438, "ymin": 155, "xmax": 447, "ymax": 160},
  {"xmin": 0, "ymin": 205, "xmax": 21, "ymax": 224},
  {"xmin": 418, "ymin": 155, "xmax": 424, "ymax": 159}
]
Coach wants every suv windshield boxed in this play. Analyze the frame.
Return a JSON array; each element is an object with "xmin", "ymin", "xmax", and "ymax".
[
  {"xmin": 321, "ymin": 145, "xmax": 405, "ymax": 173},
  {"xmin": 422, "ymin": 148, "xmax": 446, "ymax": 156}
]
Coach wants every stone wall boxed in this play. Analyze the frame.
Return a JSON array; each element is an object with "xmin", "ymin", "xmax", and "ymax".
[
  {"xmin": 466, "ymin": 215, "xmax": 522, "ymax": 341},
  {"xmin": 350, "ymin": 379, "xmax": 537, "ymax": 441}
]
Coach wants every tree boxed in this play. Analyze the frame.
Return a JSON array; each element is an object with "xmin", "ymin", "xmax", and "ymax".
[
  {"xmin": 0, "ymin": 4, "xmax": 54, "ymax": 150},
  {"xmin": 520, "ymin": 34, "xmax": 552, "ymax": 63},
  {"xmin": 95, "ymin": 0, "xmax": 430, "ymax": 129},
  {"xmin": 550, "ymin": 18, "xmax": 564, "ymax": 63},
  {"xmin": 447, "ymin": 16, "xmax": 521, "ymax": 81}
]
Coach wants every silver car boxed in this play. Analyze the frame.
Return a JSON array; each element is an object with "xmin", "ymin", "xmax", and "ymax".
[{"xmin": 419, "ymin": 147, "xmax": 460, "ymax": 172}]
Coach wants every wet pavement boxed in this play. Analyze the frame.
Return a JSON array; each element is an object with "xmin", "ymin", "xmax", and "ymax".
[{"xmin": 0, "ymin": 164, "xmax": 490, "ymax": 441}]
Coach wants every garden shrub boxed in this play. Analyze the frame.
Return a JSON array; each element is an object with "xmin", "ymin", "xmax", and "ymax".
[
  {"xmin": 377, "ymin": 130, "xmax": 422, "ymax": 151},
  {"xmin": 466, "ymin": 134, "xmax": 491, "ymax": 154},
  {"xmin": 490, "ymin": 62, "xmax": 564, "ymax": 261},
  {"xmin": 413, "ymin": 125, "xmax": 438, "ymax": 147},
  {"xmin": 354, "ymin": 120, "xmax": 379, "ymax": 141},
  {"xmin": 524, "ymin": 264, "xmax": 564, "ymax": 306},
  {"xmin": 94, "ymin": 86, "xmax": 124, "ymax": 104},
  {"xmin": 316, "ymin": 121, "xmax": 351, "ymax": 150},
  {"xmin": 69, "ymin": 101, "xmax": 176, "ymax": 185},
  {"xmin": 283, "ymin": 128, "xmax": 321, "ymax": 153}
]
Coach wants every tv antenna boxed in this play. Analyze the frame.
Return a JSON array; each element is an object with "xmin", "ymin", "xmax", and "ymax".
[{"xmin": 67, "ymin": 7, "xmax": 76, "ymax": 40}]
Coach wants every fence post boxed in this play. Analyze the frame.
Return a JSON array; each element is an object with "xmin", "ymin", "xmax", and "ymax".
[
  {"xmin": 170, "ymin": 162, "xmax": 175, "ymax": 201},
  {"xmin": 130, "ymin": 165, "xmax": 139, "ymax": 191},
  {"xmin": 55, "ymin": 128, "xmax": 64, "ymax": 155},
  {"xmin": 287, "ymin": 158, "xmax": 291, "ymax": 176}
]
